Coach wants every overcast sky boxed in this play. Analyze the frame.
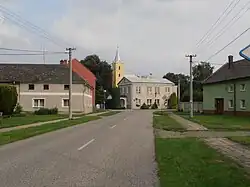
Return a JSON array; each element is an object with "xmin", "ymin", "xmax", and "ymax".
[{"xmin": 0, "ymin": 0, "xmax": 250, "ymax": 76}]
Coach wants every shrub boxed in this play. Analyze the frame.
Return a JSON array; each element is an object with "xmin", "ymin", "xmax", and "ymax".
[
  {"xmin": 168, "ymin": 93, "xmax": 177, "ymax": 109},
  {"xmin": 151, "ymin": 102, "xmax": 158, "ymax": 109},
  {"xmin": 0, "ymin": 85, "xmax": 18, "ymax": 115},
  {"xmin": 140, "ymin": 103, "xmax": 149, "ymax": 109},
  {"xmin": 14, "ymin": 103, "xmax": 23, "ymax": 114},
  {"xmin": 34, "ymin": 107, "xmax": 58, "ymax": 115}
]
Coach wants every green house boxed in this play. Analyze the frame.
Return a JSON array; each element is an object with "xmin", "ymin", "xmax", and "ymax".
[{"xmin": 203, "ymin": 55, "xmax": 250, "ymax": 116}]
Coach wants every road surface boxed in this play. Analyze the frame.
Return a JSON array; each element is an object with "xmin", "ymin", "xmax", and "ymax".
[{"xmin": 0, "ymin": 110, "xmax": 157, "ymax": 187}]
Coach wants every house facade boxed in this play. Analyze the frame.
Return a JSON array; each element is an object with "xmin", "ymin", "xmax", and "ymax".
[
  {"xmin": 0, "ymin": 64, "xmax": 94, "ymax": 113},
  {"xmin": 203, "ymin": 55, "xmax": 250, "ymax": 116},
  {"xmin": 118, "ymin": 74, "xmax": 177, "ymax": 109}
]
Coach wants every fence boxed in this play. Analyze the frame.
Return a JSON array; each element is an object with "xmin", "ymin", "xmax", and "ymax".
[{"xmin": 179, "ymin": 102, "xmax": 203, "ymax": 112}]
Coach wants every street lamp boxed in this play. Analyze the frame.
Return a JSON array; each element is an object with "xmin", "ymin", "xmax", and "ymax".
[{"xmin": 104, "ymin": 90, "xmax": 107, "ymax": 110}]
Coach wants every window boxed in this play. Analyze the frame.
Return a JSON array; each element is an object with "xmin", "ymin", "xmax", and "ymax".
[
  {"xmin": 155, "ymin": 99, "xmax": 160, "ymax": 105},
  {"xmin": 33, "ymin": 99, "xmax": 45, "ymax": 108},
  {"xmin": 147, "ymin": 99, "xmax": 152, "ymax": 105},
  {"xmin": 43, "ymin": 84, "xmax": 49, "ymax": 90},
  {"xmin": 64, "ymin": 85, "xmax": 70, "ymax": 90},
  {"xmin": 118, "ymin": 66, "xmax": 121, "ymax": 70},
  {"xmin": 136, "ymin": 86, "xmax": 141, "ymax": 94},
  {"xmin": 118, "ymin": 74, "xmax": 121, "ymax": 77},
  {"xmin": 240, "ymin": 100, "xmax": 246, "ymax": 109},
  {"xmin": 136, "ymin": 98, "xmax": 141, "ymax": 105},
  {"xmin": 228, "ymin": 100, "xmax": 233, "ymax": 108},
  {"xmin": 240, "ymin": 84, "xmax": 246, "ymax": 91},
  {"xmin": 147, "ymin": 87, "xmax": 152, "ymax": 94},
  {"xmin": 228, "ymin": 84, "xmax": 234, "ymax": 92},
  {"xmin": 62, "ymin": 99, "xmax": 69, "ymax": 107},
  {"xmin": 155, "ymin": 87, "xmax": 160, "ymax": 94},
  {"xmin": 167, "ymin": 87, "xmax": 170, "ymax": 92},
  {"xmin": 29, "ymin": 84, "xmax": 35, "ymax": 90}
]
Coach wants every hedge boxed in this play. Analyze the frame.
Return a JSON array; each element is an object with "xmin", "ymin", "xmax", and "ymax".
[{"xmin": 0, "ymin": 85, "xmax": 18, "ymax": 115}]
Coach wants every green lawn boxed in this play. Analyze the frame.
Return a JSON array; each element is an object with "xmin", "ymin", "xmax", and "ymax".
[
  {"xmin": 0, "ymin": 116, "xmax": 100, "ymax": 146},
  {"xmin": 0, "ymin": 114, "xmax": 68, "ymax": 129},
  {"xmin": 228, "ymin": 136, "xmax": 250, "ymax": 147},
  {"xmin": 178, "ymin": 113, "xmax": 250, "ymax": 130},
  {"xmin": 153, "ymin": 113, "xmax": 185, "ymax": 131},
  {"xmin": 97, "ymin": 111, "xmax": 121, "ymax": 117},
  {"xmin": 156, "ymin": 138, "xmax": 250, "ymax": 187}
]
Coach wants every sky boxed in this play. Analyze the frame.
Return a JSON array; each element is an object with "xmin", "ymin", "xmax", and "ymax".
[{"xmin": 0, "ymin": 0, "xmax": 250, "ymax": 77}]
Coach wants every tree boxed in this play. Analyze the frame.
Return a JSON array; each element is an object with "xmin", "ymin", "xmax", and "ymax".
[
  {"xmin": 0, "ymin": 85, "xmax": 18, "ymax": 115},
  {"xmin": 80, "ymin": 55, "xmax": 113, "ymax": 105},
  {"xmin": 106, "ymin": 87, "xmax": 121, "ymax": 109},
  {"xmin": 168, "ymin": 93, "xmax": 177, "ymax": 109}
]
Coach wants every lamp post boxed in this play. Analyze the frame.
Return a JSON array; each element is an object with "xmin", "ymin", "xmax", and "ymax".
[{"xmin": 104, "ymin": 90, "xmax": 107, "ymax": 110}]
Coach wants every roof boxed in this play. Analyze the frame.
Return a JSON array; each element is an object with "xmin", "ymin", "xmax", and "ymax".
[
  {"xmin": 119, "ymin": 74, "xmax": 175, "ymax": 85},
  {"xmin": 113, "ymin": 46, "xmax": 121, "ymax": 63},
  {"xmin": 203, "ymin": 59, "xmax": 250, "ymax": 84},
  {"xmin": 0, "ymin": 63, "xmax": 87, "ymax": 84}
]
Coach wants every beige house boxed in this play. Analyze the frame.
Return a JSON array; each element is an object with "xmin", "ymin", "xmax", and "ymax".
[
  {"xmin": 118, "ymin": 74, "xmax": 177, "ymax": 109},
  {"xmin": 0, "ymin": 64, "xmax": 93, "ymax": 113}
]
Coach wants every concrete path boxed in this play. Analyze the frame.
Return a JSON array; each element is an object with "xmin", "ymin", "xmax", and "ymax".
[
  {"xmin": 166, "ymin": 113, "xmax": 250, "ymax": 171},
  {"xmin": 0, "ymin": 111, "xmax": 109, "ymax": 133},
  {"xmin": 0, "ymin": 110, "xmax": 157, "ymax": 187}
]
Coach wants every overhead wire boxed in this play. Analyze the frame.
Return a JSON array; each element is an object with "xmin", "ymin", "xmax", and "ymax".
[
  {"xmin": 0, "ymin": 47, "xmax": 67, "ymax": 53},
  {"xmin": 198, "ymin": 0, "xmax": 250, "ymax": 54},
  {"xmin": 196, "ymin": 0, "xmax": 240, "ymax": 48}
]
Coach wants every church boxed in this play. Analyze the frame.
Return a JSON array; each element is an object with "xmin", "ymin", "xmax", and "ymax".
[{"xmin": 111, "ymin": 47, "xmax": 177, "ymax": 109}]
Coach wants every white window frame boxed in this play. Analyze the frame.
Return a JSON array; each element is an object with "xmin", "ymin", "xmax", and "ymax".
[
  {"xmin": 147, "ymin": 87, "xmax": 152, "ymax": 95},
  {"xmin": 155, "ymin": 99, "xmax": 160, "ymax": 106},
  {"xmin": 240, "ymin": 100, "xmax": 246, "ymax": 109},
  {"xmin": 228, "ymin": 100, "xmax": 233, "ymax": 109},
  {"xmin": 62, "ymin": 98, "xmax": 69, "ymax": 108},
  {"xmin": 147, "ymin": 99, "xmax": 152, "ymax": 105},
  {"xmin": 228, "ymin": 84, "xmax": 234, "ymax": 92},
  {"xmin": 32, "ymin": 98, "xmax": 45, "ymax": 108},
  {"xmin": 240, "ymin": 84, "xmax": 246, "ymax": 92},
  {"xmin": 136, "ymin": 86, "xmax": 141, "ymax": 94}
]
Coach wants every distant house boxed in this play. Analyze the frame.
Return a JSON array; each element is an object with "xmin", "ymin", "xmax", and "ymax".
[
  {"xmin": 203, "ymin": 55, "xmax": 250, "ymax": 116},
  {"xmin": 118, "ymin": 74, "xmax": 177, "ymax": 109},
  {"xmin": 0, "ymin": 63, "xmax": 94, "ymax": 113}
]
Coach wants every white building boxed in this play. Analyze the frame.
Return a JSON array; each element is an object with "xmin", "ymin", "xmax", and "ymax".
[{"xmin": 118, "ymin": 74, "xmax": 177, "ymax": 109}]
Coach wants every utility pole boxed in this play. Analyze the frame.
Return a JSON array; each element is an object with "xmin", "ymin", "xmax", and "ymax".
[
  {"xmin": 178, "ymin": 79, "xmax": 181, "ymax": 111},
  {"xmin": 66, "ymin": 47, "xmax": 76, "ymax": 120},
  {"xmin": 185, "ymin": 54, "xmax": 196, "ymax": 118}
]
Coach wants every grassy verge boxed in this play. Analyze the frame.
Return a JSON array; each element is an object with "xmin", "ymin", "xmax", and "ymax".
[
  {"xmin": 0, "ymin": 114, "xmax": 68, "ymax": 129},
  {"xmin": 228, "ymin": 136, "xmax": 250, "ymax": 147},
  {"xmin": 98, "ymin": 111, "xmax": 121, "ymax": 117},
  {"xmin": 0, "ymin": 116, "xmax": 100, "ymax": 146},
  {"xmin": 153, "ymin": 112, "xmax": 185, "ymax": 131},
  {"xmin": 156, "ymin": 138, "xmax": 250, "ymax": 187},
  {"xmin": 176, "ymin": 112, "xmax": 250, "ymax": 131}
]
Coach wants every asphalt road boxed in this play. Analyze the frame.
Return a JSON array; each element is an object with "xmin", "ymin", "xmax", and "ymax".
[{"xmin": 0, "ymin": 110, "xmax": 157, "ymax": 187}]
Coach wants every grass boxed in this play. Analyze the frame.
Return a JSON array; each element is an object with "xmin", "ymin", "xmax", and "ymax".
[
  {"xmin": 153, "ymin": 112, "xmax": 185, "ymax": 131},
  {"xmin": 156, "ymin": 138, "xmax": 250, "ymax": 187},
  {"xmin": 0, "ymin": 114, "xmax": 68, "ymax": 129},
  {"xmin": 228, "ymin": 136, "xmax": 250, "ymax": 147},
  {"xmin": 176, "ymin": 112, "xmax": 250, "ymax": 131},
  {"xmin": 0, "ymin": 116, "xmax": 101, "ymax": 146},
  {"xmin": 97, "ymin": 111, "xmax": 121, "ymax": 117}
]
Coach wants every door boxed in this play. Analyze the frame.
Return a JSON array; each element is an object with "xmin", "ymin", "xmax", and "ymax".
[{"xmin": 215, "ymin": 98, "xmax": 224, "ymax": 114}]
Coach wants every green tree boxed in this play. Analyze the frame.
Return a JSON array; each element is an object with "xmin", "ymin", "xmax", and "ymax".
[
  {"xmin": 0, "ymin": 85, "xmax": 18, "ymax": 115},
  {"xmin": 80, "ymin": 55, "xmax": 113, "ymax": 105},
  {"xmin": 168, "ymin": 93, "xmax": 177, "ymax": 109},
  {"xmin": 106, "ymin": 87, "xmax": 121, "ymax": 109}
]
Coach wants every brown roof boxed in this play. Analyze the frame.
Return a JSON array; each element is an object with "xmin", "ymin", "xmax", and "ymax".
[
  {"xmin": 0, "ymin": 63, "xmax": 87, "ymax": 84},
  {"xmin": 203, "ymin": 59, "xmax": 250, "ymax": 84}
]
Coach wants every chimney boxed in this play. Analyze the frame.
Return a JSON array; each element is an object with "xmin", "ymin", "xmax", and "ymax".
[
  {"xmin": 228, "ymin": 55, "xmax": 233, "ymax": 69},
  {"xmin": 60, "ymin": 59, "xmax": 64, "ymax": 65}
]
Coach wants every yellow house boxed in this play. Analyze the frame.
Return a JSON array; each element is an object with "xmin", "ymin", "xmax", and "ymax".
[{"xmin": 112, "ymin": 46, "xmax": 124, "ymax": 87}]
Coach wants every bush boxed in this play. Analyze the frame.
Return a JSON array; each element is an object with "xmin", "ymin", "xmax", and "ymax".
[
  {"xmin": 140, "ymin": 103, "xmax": 149, "ymax": 109},
  {"xmin": 0, "ymin": 85, "xmax": 18, "ymax": 115},
  {"xmin": 14, "ymin": 103, "xmax": 23, "ymax": 114},
  {"xmin": 34, "ymin": 107, "xmax": 58, "ymax": 115},
  {"xmin": 151, "ymin": 102, "xmax": 158, "ymax": 109},
  {"xmin": 168, "ymin": 93, "xmax": 177, "ymax": 109}
]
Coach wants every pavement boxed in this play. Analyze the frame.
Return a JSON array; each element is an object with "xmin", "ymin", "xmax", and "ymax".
[{"xmin": 0, "ymin": 110, "xmax": 157, "ymax": 187}]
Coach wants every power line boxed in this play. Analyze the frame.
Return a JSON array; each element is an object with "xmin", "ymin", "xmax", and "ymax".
[
  {"xmin": 0, "ymin": 47, "xmax": 67, "ymax": 53},
  {"xmin": 196, "ymin": 0, "xmax": 241, "ymax": 48},
  {"xmin": 206, "ymin": 27, "xmax": 250, "ymax": 61},
  {"xmin": 0, "ymin": 52, "xmax": 67, "ymax": 55},
  {"xmin": 198, "ymin": 1, "xmax": 250, "ymax": 54}
]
